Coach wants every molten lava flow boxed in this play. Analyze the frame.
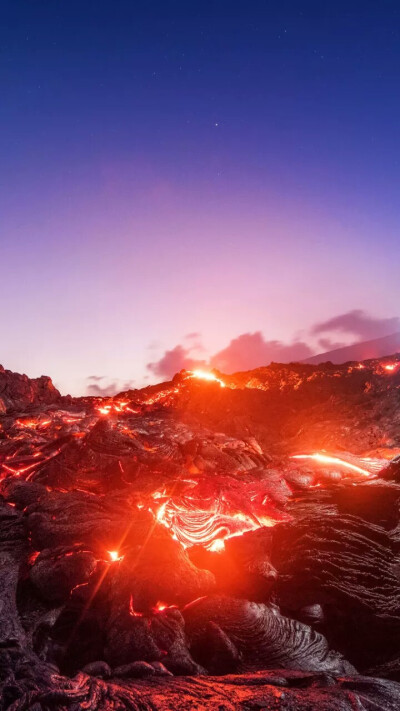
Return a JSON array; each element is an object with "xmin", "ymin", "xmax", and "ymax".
[
  {"xmin": 97, "ymin": 405, "xmax": 112, "ymax": 415},
  {"xmin": 15, "ymin": 418, "xmax": 51, "ymax": 429},
  {"xmin": 150, "ymin": 487, "xmax": 280, "ymax": 551},
  {"xmin": 209, "ymin": 538, "xmax": 225, "ymax": 553},
  {"xmin": 96, "ymin": 400, "xmax": 138, "ymax": 416},
  {"xmin": 187, "ymin": 370, "xmax": 226, "ymax": 388},
  {"xmin": 291, "ymin": 453, "xmax": 373, "ymax": 477}
]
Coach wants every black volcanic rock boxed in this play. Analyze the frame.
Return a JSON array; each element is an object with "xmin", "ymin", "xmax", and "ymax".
[
  {"xmin": 0, "ymin": 364, "xmax": 61, "ymax": 413},
  {"xmin": 1, "ymin": 357, "xmax": 400, "ymax": 709}
]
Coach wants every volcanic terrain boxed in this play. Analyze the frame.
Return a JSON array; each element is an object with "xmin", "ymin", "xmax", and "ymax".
[{"xmin": 1, "ymin": 356, "xmax": 400, "ymax": 710}]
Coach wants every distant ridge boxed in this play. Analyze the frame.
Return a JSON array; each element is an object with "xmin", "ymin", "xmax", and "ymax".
[{"xmin": 304, "ymin": 331, "xmax": 400, "ymax": 365}]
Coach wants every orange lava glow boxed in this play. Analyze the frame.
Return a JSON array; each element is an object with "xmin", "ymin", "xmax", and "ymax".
[
  {"xmin": 96, "ymin": 400, "xmax": 138, "ymax": 416},
  {"xmin": 187, "ymin": 370, "xmax": 226, "ymax": 388},
  {"xmin": 382, "ymin": 362, "xmax": 398, "ymax": 373},
  {"xmin": 153, "ymin": 601, "xmax": 176, "ymax": 612},
  {"xmin": 15, "ymin": 418, "xmax": 51, "ymax": 429},
  {"xmin": 152, "ymin": 495, "xmax": 277, "ymax": 550},
  {"xmin": 291, "ymin": 453, "xmax": 372, "ymax": 477},
  {"xmin": 129, "ymin": 595, "xmax": 143, "ymax": 617},
  {"xmin": 97, "ymin": 405, "xmax": 112, "ymax": 415}
]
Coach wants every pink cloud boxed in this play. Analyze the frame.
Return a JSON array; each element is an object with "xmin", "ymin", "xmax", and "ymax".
[
  {"xmin": 210, "ymin": 332, "xmax": 313, "ymax": 372},
  {"xmin": 312, "ymin": 310, "xmax": 400, "ymax": 341},
  {"xmin": 86, "ymin": 376, "xmax": 135, "ymax": 396},
  {"xmin": 145, "ymin": 310, "xmax": 400, "ymax": 380},
  {"xmin": 147, "ymin": 345, "xmax": 206, "ymax": 379},
  {"xmin": 147, "ymin": 333, "xmax": 313, "ymax": 379}
]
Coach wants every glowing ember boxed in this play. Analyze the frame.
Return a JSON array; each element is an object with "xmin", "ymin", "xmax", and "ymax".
[
  {"xmin": 15, "ymin": 418, "xmax": 51, "ymax": 429},
  {"xmin": 107, "ymin": 550, "xmax": 124, "ymax": 562},
  {"xmin": 153, "ymin": 601, "xmax": 176, "ymax": 612},
  {"xmin": 188, "ymin": 370, "xmax": 226, "ymax": 388},
  {"xmin": 97, "ymin": 404, "xmax": 112, "ymax": 415},
  {"xmin": 291, "ymin": 453, "xmax": 372, "ymax": 477},
  {"xmin": 382, "ymin": 363, "xmax": 398, "ymax": 372},
  {"xmin": 96, "ymin": 400, "xmax": 137, "ymax": 416}
]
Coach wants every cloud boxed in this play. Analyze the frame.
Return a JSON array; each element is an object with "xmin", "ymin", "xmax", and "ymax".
[
  {"xmin": 145, "ymin": 310, "xmax": 400, "ymax": 381},
  {"xmin": 86, "ymin": 376, "xmax": 135, "ymax": 397},
  {"xmin": 317, "ymin": 337, "xmax": 347, "ymax": 351},
  {"xmin": 210, "ymin": 332, "xmax": 314, "ymax": 372},
  {"xmin": 147, "ymin": 333, "xmax": 313, "ymax": 379},
  {"xmin": 147, "ymin": 345, "xmax": 206, "ymax": 379},
  {"xmin": 312, "ymin": 310, "xmax": 400, "ymax": 341}
]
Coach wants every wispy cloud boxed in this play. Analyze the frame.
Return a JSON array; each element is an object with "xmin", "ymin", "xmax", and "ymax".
[
  {"xmin": 312, "ymin": 309, "xmax": 400, "ymax": 341},
  {"xmin": 86, "ymin": 376, "xmax": 135, "ymax": 396},
  {"xmin": 146, "ymin": 309, "xmax": 400, "ymax": 380}
]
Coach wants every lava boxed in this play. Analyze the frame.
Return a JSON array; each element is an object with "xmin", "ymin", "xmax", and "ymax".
[
  {"xmin": 153, "ymin": 601, "xmax": 176, "ymax": 612},
  {"xmin": 187, "ymin": 369, "xmax": 226, "ymax": 387},
  {"xmin": 209, "ymin": 538, "xmax": 225, "ymax": 552},
  {"xmin": 2, "ymin": 358, "xmax": 400, "ymax": 707},
  {"xmin": 129, "ymin": 595, "xmax": 143, "ymax": 617},
  {"xmin": 96, "ymin": 399, "xmax": 138, "ymax": 416},
  {"xmin": 151, "ymin": 488, "xmax": 280, "ymax": 550},
  {"xmin": 291, "ymin": 453, "xmax": 373, "ymax": 477},
  {"xmin": 382, "ymin": 362, "xmax": 399, "ymax": 373}
]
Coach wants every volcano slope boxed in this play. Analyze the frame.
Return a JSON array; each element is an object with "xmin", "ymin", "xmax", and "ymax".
[{"xmin": 1, "ymin": 356, "xmax": 400, "ymax": 710}]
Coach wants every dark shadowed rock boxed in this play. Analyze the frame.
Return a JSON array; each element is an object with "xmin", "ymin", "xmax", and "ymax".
[{"xmin": 0, "ymin": 364, "xmax": 61, "ymax": 412}]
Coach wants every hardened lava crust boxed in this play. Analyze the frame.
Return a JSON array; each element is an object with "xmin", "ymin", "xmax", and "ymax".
[{"xmin": 1, "ymin": 357, "xmax": 400, "ymax": 709}]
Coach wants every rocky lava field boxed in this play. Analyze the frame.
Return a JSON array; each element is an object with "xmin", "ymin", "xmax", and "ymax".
[{"xmin": 1, "ymin": 356, "xmax": 400, "ymax": 710}]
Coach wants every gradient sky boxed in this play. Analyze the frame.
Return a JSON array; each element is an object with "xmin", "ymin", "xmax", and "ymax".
[{"xmin": 1, "ymin": 1, "xmax": 400, "ymax": 395}]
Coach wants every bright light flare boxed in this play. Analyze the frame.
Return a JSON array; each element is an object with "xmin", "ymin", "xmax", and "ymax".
[
  {"xmin": 188, "ymin": 370, "xmax": 226, "ymax": 388},
  {"xmin": 153, "ymin": 601, "xmax": 176, "ymax": 612},
  {"xmin": 291, "ymin": 453, "xmax": 372, "ymax": 477},
  {"xmin": 107, "ymin": 550, "xmax": 124, "ymax": 562},
  {"xmin": 382, "ymin": 363, "xmax": 398, "ymax": 373},
  {"xmin": 97, "ymin": 405, "xmax": 112, "ymax": 415},
  {"xmin": 209, "ymin": 538, "xmax": 225, "ymax": 553}
]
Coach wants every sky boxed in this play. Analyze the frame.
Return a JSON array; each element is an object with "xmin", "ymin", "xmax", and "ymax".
[{"xmin": 1, "ymin": 1, "xmax": 400, "ymax": 395}]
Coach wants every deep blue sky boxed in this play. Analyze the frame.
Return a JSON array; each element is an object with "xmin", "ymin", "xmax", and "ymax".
[{"xmin": 1, "ymin": 2, "xmax": 400, "ymax": 394}]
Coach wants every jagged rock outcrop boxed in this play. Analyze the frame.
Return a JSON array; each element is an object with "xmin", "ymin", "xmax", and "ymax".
[{"xmin": 0, "ymin": 365, "xmax": 61, "ymax": 413}]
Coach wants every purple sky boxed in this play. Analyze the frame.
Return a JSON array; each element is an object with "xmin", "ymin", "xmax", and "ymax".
[{"xmin": 1, "ymin": 2, "xmax": 400, "ymax": 395}]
